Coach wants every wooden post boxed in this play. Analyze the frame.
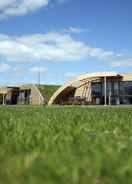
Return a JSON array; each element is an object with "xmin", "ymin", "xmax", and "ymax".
[
  {"xmin": 109, "ymin": 91, "xmax": 111, "ymax": 106},
  {"xmin": 2, "ymin": 94, "xmax": 5, "ymax": 105}
]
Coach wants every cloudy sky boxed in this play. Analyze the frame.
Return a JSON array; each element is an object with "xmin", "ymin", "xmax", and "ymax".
[{"xmin": 0, "ymin": 0, "xmax": 132, "ymax": 85}]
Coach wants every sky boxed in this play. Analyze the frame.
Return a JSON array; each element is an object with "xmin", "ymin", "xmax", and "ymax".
[{"xmin": 0, "ymin": 0, "xmax": 132, "ymax": 85}]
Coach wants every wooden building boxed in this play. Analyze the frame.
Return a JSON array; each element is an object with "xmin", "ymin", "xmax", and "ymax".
[
  {"xmin": 0, "ymin": 84, "xmax": 44, "ymax": 105},
  {"xmin": 48, "ymin": 72, "xmax": 132, "ymax": 106}
]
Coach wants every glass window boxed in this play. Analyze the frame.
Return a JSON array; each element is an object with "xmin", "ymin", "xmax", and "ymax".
[
  {"xmin": 113, "ymin": 82, "xmax": 119, "ymax": 95},
  {"xmin": 92, "ymin": 82, "xmax": 101, "ymax": 97},
  {"xmin": 120, "ymin": 81, "xmax": 132, "ymax": 95}
]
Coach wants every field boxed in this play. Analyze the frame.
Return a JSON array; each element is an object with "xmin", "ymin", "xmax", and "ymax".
[{"xmin": 0, "ymin": 106, "xmax": 132, "ymax": 184}]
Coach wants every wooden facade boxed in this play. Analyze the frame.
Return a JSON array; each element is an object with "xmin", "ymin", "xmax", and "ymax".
[
  {"xmin": 48, "ymin": 72, "xmax": 132, "ymax": 106},
  {"xmin": 0, "ymin": 84, "xmax": 44, "ymax": 105}
]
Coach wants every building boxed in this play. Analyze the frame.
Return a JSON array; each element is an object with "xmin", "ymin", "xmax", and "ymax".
[
  {"xmin": 48, "ymin": 72, "xmax": 132, "ymax": 106},
  {"xmin": 0, "ymin": 84, "xmax": 44, "ymax": 105}
]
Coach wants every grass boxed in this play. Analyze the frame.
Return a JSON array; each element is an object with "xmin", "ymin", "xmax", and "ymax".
[
  {"xmin": 0, "ymin": 106, "xmax": 132, "ymax": 184},
  {"xmin": 38, "ymin": 85, "xmax": 60, "ymax": 102}
]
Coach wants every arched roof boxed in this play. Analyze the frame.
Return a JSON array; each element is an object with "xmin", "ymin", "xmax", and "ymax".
[{"xmin": 48, "ymin": 72, "xmax": 121, "ymax": 105}]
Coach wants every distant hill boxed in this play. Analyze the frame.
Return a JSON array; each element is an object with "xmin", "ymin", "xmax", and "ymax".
[{"xmin": 38, "ymin": 85, "xmax": 60, "ymax": 103}]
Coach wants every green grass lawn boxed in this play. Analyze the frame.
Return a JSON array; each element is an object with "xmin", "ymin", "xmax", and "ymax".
[{"xmin": 0, "ymin": 106, "xmax": 132, "ymax": 184}]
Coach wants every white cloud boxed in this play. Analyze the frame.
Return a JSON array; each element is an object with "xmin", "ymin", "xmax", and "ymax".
[
  {"xmin": 63, "ymin": 27, "xmax": 90, "ymax": 34},
  {"xmin": 30, "ymin": 66, "xmax": 48, "ymax": 74},
  {"xmin": 0, "ymin": 32, "xmax": 115, "ymax": 63},
  {"xmin": 0, "ymin": 0, "xmax": 67, "ymax": 19},
  {"xmin": 0, "ymin": 63, "xmax": 11, "ymax": 72},
  {"xmin": 111, "ymin": 58, "xmax": 132, "ymax": 67}
]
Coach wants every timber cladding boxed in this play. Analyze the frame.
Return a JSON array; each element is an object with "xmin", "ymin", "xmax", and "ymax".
[
  {"xmin": 48, "ymin": 72, "xmax": 132, "ymax": 106},
  {"xmin": 0, "ymin": 84, "xmax": 45, "ymax": 105}
]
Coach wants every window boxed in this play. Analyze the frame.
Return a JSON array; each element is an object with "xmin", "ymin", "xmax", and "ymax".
[
  {"xmin": 120, "ymin": 81, "xmax": 132, "ymax": 96},
  {"xmin": 92, "ymin": 82, "xmax": 101, "ymax": 97}
]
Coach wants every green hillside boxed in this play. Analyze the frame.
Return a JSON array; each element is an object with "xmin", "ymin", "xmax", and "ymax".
[{"xmin": 38, "ymin": 85, "xmax": 60, "ymax": 102}]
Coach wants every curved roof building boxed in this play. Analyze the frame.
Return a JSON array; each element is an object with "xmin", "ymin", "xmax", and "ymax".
[
  {"xmin": 48, "ymin": 72, "xmax": 132, "ymax": 106},
  {"xmin": 0, "ymin": 84, "xmax": 44, "ymax": 105}
]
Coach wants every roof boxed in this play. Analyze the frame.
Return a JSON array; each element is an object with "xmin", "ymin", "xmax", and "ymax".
[
  {"xmin": 75, "ymin": 72, "xmax": 120, "ymax": 81},
  {"xmin": 48, "ymin": 72, "xmax": 123, "ymax": 105},
  {"xmin": 122, "ymin": 73, "xmax": 132, "ymax": 81},
  {"xmin": 0, "ymin": 87, "xmax": 9, "ymax": 94}
]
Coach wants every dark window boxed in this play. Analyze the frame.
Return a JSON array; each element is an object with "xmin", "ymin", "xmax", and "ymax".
[
  {"xmin": 119, "ymin": 81, "xmax": 132, "ymax": 104},
  {"xmin": 92, "ymin": 82, "xmax": 102, "ymax": 97},
  {"xmin": 120, "ymin": 81, "xmax": 132, "ymax": 96}
]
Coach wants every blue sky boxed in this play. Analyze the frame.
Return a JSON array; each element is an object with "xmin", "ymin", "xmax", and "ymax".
[{"xmin": 0, "ymin": 0, "xmax": 132, "ymax": 85}]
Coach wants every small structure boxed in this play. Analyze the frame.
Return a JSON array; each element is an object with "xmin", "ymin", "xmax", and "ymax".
[
  {"xmin": 48, "ymin": 72, "xmax": 132, "ymax": 106},
  {"xmin": 0, "ymin": 87, "xmax": 9, "ymax": 105},
  {"xmin": 0, "ymin": 84, "xmax": 44, "ymax": 105}
]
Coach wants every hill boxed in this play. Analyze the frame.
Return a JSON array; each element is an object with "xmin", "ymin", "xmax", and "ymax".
[{"xmin": 38, "ymin": 85, "xmax": 60, "ymax": 103}]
